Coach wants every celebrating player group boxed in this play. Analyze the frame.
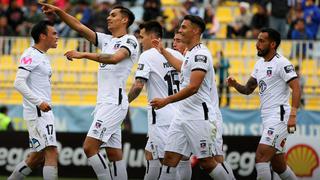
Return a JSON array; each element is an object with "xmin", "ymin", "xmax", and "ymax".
[{"xmin": 8, "ymin": 2, "xmax": 300, "ymax": 180}]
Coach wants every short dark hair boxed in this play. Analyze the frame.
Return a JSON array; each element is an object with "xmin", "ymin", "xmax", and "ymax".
[
  {"xmin": 31, "ymin": 20, "xmax": 54, "ymax": 43},
  {"xmin": 184, "ymin": 15, "xmax": 206, "ymax": 34},
  {"xmin": 139, "ymin": 21, "xmax": 163, "ymax": 38},
  {"xmin": 112, "ymin": 5, "xmax": 135, "ymax": 28},
  {"xmin": 260, "ymin": 28, "xmax": 281, "ymax": 49}
]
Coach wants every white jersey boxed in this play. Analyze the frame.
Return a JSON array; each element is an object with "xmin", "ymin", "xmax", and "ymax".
[
  {"xmin": 135, "ymin": 48, "xmax": 184, "ymax": 126},
  {"xmin": 251, "ymin": 53, "xmax": 297, "ymax": 114},
  {"xmin": 177, "ymin": 44, "xmax": 218, "ymax": 121},
  {"xmin": 96, "ymin": 32, "xmax": 139, "ymax": 106},
  {"xmin": 17, "ymin": 47, "xmax": 52, "ymax": 120}
]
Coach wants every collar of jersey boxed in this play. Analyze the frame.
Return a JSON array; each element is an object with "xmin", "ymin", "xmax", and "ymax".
[
  {"xmin": 32, "ymin": 46, "xmax": 44, "ymax": 54},
  {"xmin": 188, "ymin": 43, "xmax": 202, "ymax": 52}
]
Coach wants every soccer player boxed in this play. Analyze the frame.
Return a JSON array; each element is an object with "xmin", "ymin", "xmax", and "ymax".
[
  {"xmin": 9, "ymin": 20, "xmax": 59, "ymax": 180},
  {"xmin": 41, "ymin": 3, "xmax": 139, "ymax": 180},
  {"xmin": 226, "ymin": 28, "xmax": 299, "ymax": 180},
  {"xmin": 127, "ymin": 21, "xmax": 191, "ymax": 180},
  {"xmin": 151, "ymin": 15, "xmax": 231, "ymax": 180}
]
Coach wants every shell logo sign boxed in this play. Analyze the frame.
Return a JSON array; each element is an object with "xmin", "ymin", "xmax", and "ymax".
[{"xmin": 286, "ymin": 144, "xmax": 319, "ymax": 177}]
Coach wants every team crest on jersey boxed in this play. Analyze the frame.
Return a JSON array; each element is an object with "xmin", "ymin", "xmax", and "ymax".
[
  {"xmin": 126, "ymin": 38, "xmax": 137, "ymax": 49},
  {"xmin": 184, "ymin": 60, "xmax": 188, "ymax": 67},
  {"xmin": 195, "ymin": 55, "xmax": 207, "ymax": 63},
  {"xmin": 100, "ymin": 63, "xmax": 107, "ymax": 68},
  {"xmin": 259, "ymin": 80, "xmax": 267, "ymax": 94},
  {"xmin": 284, "ymin": 65, "xmax": 294, "ymax": 73},
  {"xmin": 113, "ymin": 43, "xmax": 121, "ymax": 49},
  {"xmin": 267, "ymin": 70, "xmax": 272, "ymax": 77},
  {"xmin": 137, "ymin": 63, "xmax": 144, "ymax": 70}
]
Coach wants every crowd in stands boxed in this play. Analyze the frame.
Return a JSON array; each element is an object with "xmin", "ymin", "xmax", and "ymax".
[{"xmin": 0, "ymin": 0, "xmax": 320, "ymax": 40}]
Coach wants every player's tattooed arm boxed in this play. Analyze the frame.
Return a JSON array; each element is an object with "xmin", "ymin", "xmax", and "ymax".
[
  {"xmin": 227, "ymin": 76, "xmax": 257, "ymax": 95},
  {"xmin": 128, "ymin": 78, "xmax": 147, "ymax": 103}
]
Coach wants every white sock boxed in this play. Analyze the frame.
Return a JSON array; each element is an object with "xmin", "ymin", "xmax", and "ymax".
[
  {"xmin": 279, "ymin": 166, "xmax": 297, "ymax": 180},
  {"xmin": 144, "ymin": 160, "xmax": 162, "ymax": 180},
  {"xmin": 88, "ymin": 153, "xmax": 111, "ymax": 180},
  {"xmin": 109, "ymin": 160, "xmax": 128, "ymax": 180},
  {"xmin": 7, "ymin": 161, "xmax": 32, "ymax": 180},
  {"xmin": 177, "ymin": 160, "xmax": 192, "ymax": 180},
  {"xmin": 159, "ymin": 165, "xmax": 177, "ymax": 180},
  {"xmin": 222, "ymin": 161, "xmax": 236, "ymax": 180},
  {"xmin": 208, "ymin": 163, "xmax": 230, "ymax": 180},
  {"xmin": 43, "ymin": 166, "xmax": 58, "ymax": 180},
  {"xmin": 256, "ymin": 162, "xmax": 271, "ymax": 180}
]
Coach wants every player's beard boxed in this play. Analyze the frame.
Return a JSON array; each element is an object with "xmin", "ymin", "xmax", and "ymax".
[{"xmin": 257, "ymin": 47, "xmax": 269, "ymax": 57}]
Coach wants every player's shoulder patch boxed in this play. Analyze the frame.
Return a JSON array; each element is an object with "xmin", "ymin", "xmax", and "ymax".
[
  {"xmin": 137, "ymin": 63, "xmax": 144, "ymax": 70},
  {"xmin": 284, "ymin": 64, "xmax": 294, "ymax": 73},
  {"xmin": 194, "ymin": 55, "xmax": 207, "ymax": 63},
  {"xmin": 126, "ymin": 38, "xmax": 137, "ymax": 49}
]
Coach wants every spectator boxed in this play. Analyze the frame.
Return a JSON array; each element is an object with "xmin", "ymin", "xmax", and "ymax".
[
  {"xmin": 203, "ymin": 5, "xmax": 220, "ymax": 39},
  {"xmin": 287, "ymin": 1, "xmax": 304, "ymax": 39},
  {"xmin": 215, "ymin": 51, "xmax": 230, "ymax": 107},
  {"xmin": 21, "ymin": 1, "xmax": 45, "ymax": 36},
  {"xmin": 248, "ymin": 4, "xmax": 269, "ymax": 38},
  {"xmin": 0, "ymin": 105, "xmax": 14, "ymax": 131},
  {"xmin": 303, "ymin": 0, "xmax": 320, "ymax": 39},
  {"xmin": 5, "ymin": 0, "xmax": 24, "ymax": 35},
  {"xmin": 291, "ymin": 18, "xmax": 313, "ymax": 58},
  {"xmin": 291, "ymin": 18, "xmax": 313, "ymax": 39},
  {"xmin": 226, "ymin": 2, "xmax": 251, "ymax": 38},
  {"xmin": 295, "ymin": 65, "xmax": 305, "ymax": 108},
  {"xmin": 181, "ymin": 0, "xmax": 200, "ymax": 16},
  {"xmin": 142, "ymin": 0, "xmax": 162, "ymax": 21},
  {"xmin": 0, "ymin": 13, "xmax": 14, "ymax": 36},
  {"xmin": 88, "ymin": 0, "xmax": 114, "ymax": 34},
  {"xmin": 269, "ymin": 0, "xmax": 290, "ymax": 38}
]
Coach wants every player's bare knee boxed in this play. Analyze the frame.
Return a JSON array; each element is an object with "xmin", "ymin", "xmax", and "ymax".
[
  {"xmin": 107, "ymin": 148, "xmax": 122, "ymax": 161},
  {"xmin": 162, "ymin": 152, "xmax": 181, "ymax": 167},
  {"xmin": 26, "ymin": 152, "xmax": 45, "ymax": 169},
  {"xmin": 198, "ymin": 157, "xmax": 217, "ymax": 172},
  {"xmin": 145, "ymin": 150, "xmax": 153, "ymax": 160}
]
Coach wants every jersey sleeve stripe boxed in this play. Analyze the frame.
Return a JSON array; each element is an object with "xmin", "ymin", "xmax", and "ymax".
[
  {"xmin": 36, "ymin": 106, "xmax": 42, "ymax": 117},
  {"xmin": 18, "ymin": 67, "xmax": 31, "ymax": 72},
  {"xmin": 286, "ymin": 76, "xmax": 298, "ymax": 84},
  {"xmin": 191, "ymin": 68, "xmax": 207, "ymax": 73},
  {"xmin": 94, "ymin": 32, "xmax": 98, "ymax": 47},
  {"xmin": 120, "ymin": 46, "xmax": 131, "ymax": 56},
  {"xmin": 135, "ymin": 76, "xmax": 148, "ymax": 81}
]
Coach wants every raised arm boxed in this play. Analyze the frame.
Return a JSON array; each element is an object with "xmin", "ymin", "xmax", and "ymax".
[
  {"xmin": 64, "ymin": 48, "xmax": 130, "ymax": 64},
  {"xmin": 226, "ymin": 76, "xmax": 257, "ymax": 95},
  {"xmin": 40, "ymin": 3, "xmax": 96, "ymax": 44},
  {"xmin": 152, "ymin": 39, "xmax": 183, "ymax": 72},
  {"xmin": 128, "ymin": 78, "xmax": 147, "ymax": 103}
]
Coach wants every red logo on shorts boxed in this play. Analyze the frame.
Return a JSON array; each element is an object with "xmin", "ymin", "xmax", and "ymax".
[
  {"xmin": 280, "ymin": 138, "xmax": 286, "ymax": 148},
  {"xmin": 21, "ymin": 57, "xmax": 32, "ymax": 64}
]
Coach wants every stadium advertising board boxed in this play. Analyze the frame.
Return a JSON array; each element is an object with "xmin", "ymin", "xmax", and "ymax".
[
  {"xmin": 7, "ymin": 105, "xmax": 320, "ymax": 137},
  {"xmin": 1, "ymin": 132, "xmax": 319, "ymax": 179}
]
